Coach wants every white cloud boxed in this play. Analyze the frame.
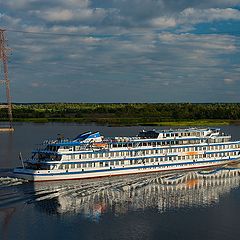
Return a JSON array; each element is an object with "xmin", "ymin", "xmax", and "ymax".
[
  {"xmin": 80, "ymin": 37, "xmax": 101, "ymax": 43},
  {"xmin": 3, "ymin": 0, "xmax": 33, "ymax": 9},
  {"xmin": 158, "ymin": 33, "xmax": 236, "ymax": 52},
  {"xmin": 150, "ymin": 17, "xmax": 176, "ymax": 28},
  {"xmin": 150, "ymin": 7, "xmax": 240, "ymax": 30},
  {"xmin": 1, "ymin": 14, "xmax": 22, "ymax": 26},
  {"xmin": 50, "ymin": 25, "xmax": 95, "ymax": 34},
  {"xmin": 37, "ymin": 9, "xmax": 74, "ymax": 21},
  {"xmin": 33, "ymin": 7, "xmax": 107, "ymax": 22},
  {"xmin": 31, "ymin": 82, "xmax": 40, "ymax": 88},
  {"xmin": 24, "ymin": 25, "xmax": 45, "ymax": 32},
  {"xmin": 224, "ymin": 78, "xmax": 235, "ymax": 84},
  {"xmin": 2, "ymin": 0, "xmax": 240, "ymax": 102},
  {"xmin": 180, "ymin": 7, "xmax": 240, "ymax": 24},
  {"xmin": 60, "ymin": 0, "xmax": 90, "ymax": 8}
]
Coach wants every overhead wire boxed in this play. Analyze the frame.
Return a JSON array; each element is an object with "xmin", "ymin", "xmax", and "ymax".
[{"xmin": 7, "ymin": 28, "xmax": 240, "ymax": 37}]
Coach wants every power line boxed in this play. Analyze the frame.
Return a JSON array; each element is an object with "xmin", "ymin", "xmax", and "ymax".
[
  {"xmin": 7, "ymin": 29, "xmax": 122, "ymax": 38},
  {"xmin": 7, "ymin": 29, "xmax": 240, "ymax": 37}
]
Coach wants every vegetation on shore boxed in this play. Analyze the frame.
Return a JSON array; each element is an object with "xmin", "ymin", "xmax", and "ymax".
[{"xmin": 1, "ymin": 103, "xmax": 240, "ymax": 126}]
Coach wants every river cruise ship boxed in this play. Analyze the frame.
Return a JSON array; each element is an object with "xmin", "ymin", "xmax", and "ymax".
[{"xmin": 13, "ymin": 128, "xmax": 240, "ymax": 181}]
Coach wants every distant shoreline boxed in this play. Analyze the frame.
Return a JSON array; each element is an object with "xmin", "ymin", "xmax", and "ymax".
[
  {"xmin": 1, "ymin": 103, "xmax": 240, "ymax": 126},
  {"xmin": 0, "ymin": 117, "xmax": 238, "ymax": 126}
]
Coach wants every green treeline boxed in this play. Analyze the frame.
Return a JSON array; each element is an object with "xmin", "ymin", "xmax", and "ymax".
[{"xmin": 0, "ymin": 103, "xmax": 240, "ymax": 125}]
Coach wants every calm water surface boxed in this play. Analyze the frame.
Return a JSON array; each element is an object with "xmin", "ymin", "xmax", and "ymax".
[{"xmin": 0, "ymin": 123, "xmax": 240, "ymax": 240}]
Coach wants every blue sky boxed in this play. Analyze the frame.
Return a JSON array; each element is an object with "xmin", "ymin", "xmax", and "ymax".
[{"xmin": 0, "ymin": 0, "xmax": 240, "ymax": 102}]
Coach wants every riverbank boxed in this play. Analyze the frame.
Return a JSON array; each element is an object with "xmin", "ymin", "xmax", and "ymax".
[{"xmin": 2, "ymin": 117, "xmax": 238, "ymax": 126}]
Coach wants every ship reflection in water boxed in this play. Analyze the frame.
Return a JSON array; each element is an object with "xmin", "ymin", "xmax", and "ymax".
[{"xmin": 32, "ymin": 168, "xmax": 240, "ymax": 220}]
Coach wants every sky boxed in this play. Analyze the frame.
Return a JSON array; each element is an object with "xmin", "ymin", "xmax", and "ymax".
[{"xmin": 0, "ymin": 0, "xmax": 240, "ymax": 103}]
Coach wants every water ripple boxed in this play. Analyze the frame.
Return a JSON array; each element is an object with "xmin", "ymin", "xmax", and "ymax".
[{"xmin": 0, "ymin": 169, "xmax": 240, "ymax": 218}]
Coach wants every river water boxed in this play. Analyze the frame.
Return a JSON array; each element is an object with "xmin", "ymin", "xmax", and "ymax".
[{"xmin": 0, "ymin": 123, "xmax": 240, "ymax": 240}]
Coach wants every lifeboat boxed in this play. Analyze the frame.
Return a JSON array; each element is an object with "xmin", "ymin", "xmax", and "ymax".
[{"xmin": 93, "ymin": 142, "xmax": 108, "ymax": 148}]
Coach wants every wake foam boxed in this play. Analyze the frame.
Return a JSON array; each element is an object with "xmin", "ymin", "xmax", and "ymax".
[{"xmin": 0, "ymin": 177, "xmax": 28, "ymax": 186}]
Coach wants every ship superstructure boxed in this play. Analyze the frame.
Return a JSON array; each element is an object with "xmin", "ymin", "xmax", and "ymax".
[{"xmin": 13, "ymin": 128, "xmax": 240, "ymax": 181}]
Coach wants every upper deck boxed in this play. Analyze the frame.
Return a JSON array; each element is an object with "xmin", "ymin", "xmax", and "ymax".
[
  {"xmin": 138, "ymin": 128, "xmax": 221, "ymax": 139},
  {"xmin": 32, "ymin": 128, "xmax": 231, "ymax": 154}
]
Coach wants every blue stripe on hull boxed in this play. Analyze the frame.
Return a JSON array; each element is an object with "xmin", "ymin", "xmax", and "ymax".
[{"xmin": 14, "ymin": 158, "xmax": 237, "ymax": 177}]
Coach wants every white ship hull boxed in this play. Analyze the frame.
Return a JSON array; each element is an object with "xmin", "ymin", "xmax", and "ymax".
[
  {"xmin": 13, "ymin": 158, "xmax": 237, "ymax": 182},
  {"xmin": 13, "ymin": 128, "xmax": 240, "ymax": 182}
]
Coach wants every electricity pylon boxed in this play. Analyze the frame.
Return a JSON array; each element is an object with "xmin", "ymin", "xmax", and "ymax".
[{"xmin": 0, "ymin": 29, "xmax": 14, "ymax": 131}]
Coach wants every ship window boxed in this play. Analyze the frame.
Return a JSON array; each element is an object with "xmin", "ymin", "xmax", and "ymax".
[
  {"xmin": 55, "ymin": 155, "xmax": 62, "ymax": 161},
  {"xmin": 71, "ymin": 164, "xmax": 75, "ymax": 169},
  {"xmin": 71, "ymin": 155, "xmax": 75, "ymax": 160},
  {"xmin": 40, "ymin": 165, "xmax": 50, "ymax": 170},
  {"xmin": 58, "ymin": 165, "xmax": 63, "ymax": 170},
  {"xmin": 65, "ymin": 164, "xmax": 69, "ymax": 170}
]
